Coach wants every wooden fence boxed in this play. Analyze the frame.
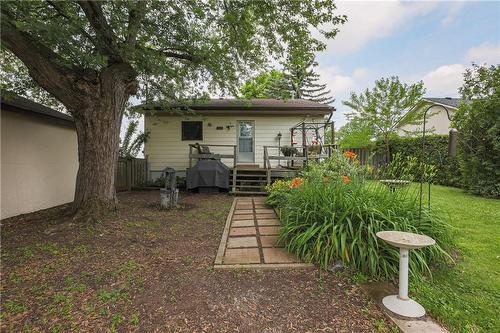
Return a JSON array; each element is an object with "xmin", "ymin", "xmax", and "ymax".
[
  {"xmin": 116, "ymin": 157, "xmax": 148, "ymax": 191},
  {"xmin": 340, "ymin": 147, "xmax": 390, "ymax": 170}
]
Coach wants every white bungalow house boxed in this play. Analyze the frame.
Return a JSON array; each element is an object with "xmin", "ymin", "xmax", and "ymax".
[
  {"xmin": 398, "ymin": 97, "xmax": 460, "ymax": 136},
  {"xmin": 141, "ymin": 99, "xmax": 334, "ymax": 192}
]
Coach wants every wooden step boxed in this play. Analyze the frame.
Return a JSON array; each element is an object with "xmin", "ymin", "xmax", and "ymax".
[
  {"xmin": 231, "ymin": 179, "xmax": 268, "ymax": 183},
  {"xmin": 231, "ymin": 191, "xmax": 267, "ymax": 195}
]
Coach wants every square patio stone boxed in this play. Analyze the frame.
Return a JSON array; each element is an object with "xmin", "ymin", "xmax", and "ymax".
[
  {"xmin": 229, "ymin": 227, "xmax": 257, "ymax": 236},
  {"xmin": 236, "ymin": 205, "xmax": 253, "ymax": 210},
  {"xmin": 237, "ymin": 198, "xmax": 253, "ymax": 203},
  {"xmin": 253, "ymin": 197, "xmax": 266, "ymax": 203},
  {"xmin": 255, "ymin": 208, "xmax": 275, "ymax": 214},
  {"xmin": 256, "ymin": 213, "xmax": 276, "ymax": 219},
  {"xmin": 232, "ymin": 219, "xmax": 255, "ymax": 227},
  {"xmin": 232, "ymin": 214, "xmax": 254, "ymax": 221},
  {"xmin": 263, "ymin": 248, "xmax": 300, "ymax": 263},
  {"xmin": 224, "ymin": 248, "xmax": 261, "ymax": 264},
  {"xmin": 257, "ymin": 219, "xmax": 280, "ymax": 226},
  {"xmin": 234, "ymin": 209, "xmax": 253, "ymax": 215},
  {"xmin": 259, "ymin": 226, "xmax": 280, "ymax": 235},
  {"xmin": 260, "ymin": 235, "xmax": 279, "ymax": 247},
  {"xmin": 227, "ymin": 236, "xmax": 258, "ymax": 248}
]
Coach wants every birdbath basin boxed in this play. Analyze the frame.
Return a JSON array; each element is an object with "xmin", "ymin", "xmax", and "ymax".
[
  {"xmin": 377, "ymin": 231, "xmax": 435, "ymax": 249},
  {"xmin": 380, "ymin": 179, "xmax": 411, "ymax": 192},
  {"xmin": 376, "ymin": 231, "xmax": 436, "ymax": 318}
]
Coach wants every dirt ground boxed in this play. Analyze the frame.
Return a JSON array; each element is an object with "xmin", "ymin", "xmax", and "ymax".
[{"xmin": 1, "ymin": 191, "xmax": 395, "ymax": 332}]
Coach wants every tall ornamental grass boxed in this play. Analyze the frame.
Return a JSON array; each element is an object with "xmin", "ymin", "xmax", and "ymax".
[{"xmin": 267, "ymin": 152, "xmax": 453, "ymax": 280}]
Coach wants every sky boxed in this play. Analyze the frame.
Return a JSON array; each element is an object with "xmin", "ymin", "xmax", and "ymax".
[
  {"xmin": 125, "ymin": 0, "xmax": 500, "ymax": 140},
  {"xmin": 314, "ymin": 0, "xmax": 500, "ymax": 127}
]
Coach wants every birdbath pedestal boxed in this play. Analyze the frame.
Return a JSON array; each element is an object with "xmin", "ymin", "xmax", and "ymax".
[{"xmin": 376, "ymin": 231, "xmax": 435, "ymax": 318}]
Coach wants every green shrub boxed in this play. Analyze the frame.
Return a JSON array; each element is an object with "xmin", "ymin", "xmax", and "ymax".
[
  {"xmin": 373, "ymin": 135, "xmax": 462, "ymax": 187},
  {"xmin": 454, "ymin": 64, "xmax": 500, "ymax": 198},
  {"xmin": 267, "ymin": 153, "xmax": 453, "ymax": 280}
]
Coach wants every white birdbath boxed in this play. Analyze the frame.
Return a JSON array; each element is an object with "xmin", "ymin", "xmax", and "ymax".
[
  {"xmin": 380, "ymin": 179, "xmax": 411, "ymax": 192},
  {"xmin": 376, "ymin": 231, "xmax": 435, "ymax": 318}
]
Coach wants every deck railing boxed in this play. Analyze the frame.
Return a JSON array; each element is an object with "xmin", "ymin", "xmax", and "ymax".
[
  {"xmin": 263, "ymin": 144, "xmax": 340, "ymax": 170},
  {"xmin": 188, "ymin": 144, "xmax": 237, "ymax": 168}
]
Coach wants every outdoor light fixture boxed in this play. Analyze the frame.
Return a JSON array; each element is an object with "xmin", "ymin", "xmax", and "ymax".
[{"xmin": 419, "ymin": 104, "xmax": 457, "ymax": 220}]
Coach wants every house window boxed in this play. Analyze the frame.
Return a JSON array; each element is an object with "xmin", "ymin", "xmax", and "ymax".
[{"xmin": 182, "ymin": 121, "xmax": 203, "ymax": 140}]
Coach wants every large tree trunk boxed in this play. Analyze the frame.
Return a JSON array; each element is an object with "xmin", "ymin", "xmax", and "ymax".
[{"xmin": 71, "ymin": 65, "xmax": 137, "ymax": 219}]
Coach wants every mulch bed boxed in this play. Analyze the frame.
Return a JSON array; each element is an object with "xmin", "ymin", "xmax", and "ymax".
[{"xmin": 1, "ymin": 191, "xmax": 395, "ymax": 332}]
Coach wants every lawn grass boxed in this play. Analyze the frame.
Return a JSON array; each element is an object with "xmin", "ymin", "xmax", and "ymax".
[{"xmin": 411, "ymin": 185, "xmax": 500, "ymax": 332}]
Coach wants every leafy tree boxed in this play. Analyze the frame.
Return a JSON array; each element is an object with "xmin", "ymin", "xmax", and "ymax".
[
  {"xmin": 119, "ymin": 119, "xmax": 149, "ymax": 159},
  {"xmin": 270, "ymin": 54, "xmax": 334, "ymax": 103},
  {"xmin": 343, "ymin": 76, "xmax": 425, "ymax": 154},
  {"xmin": 453, "ymin": 64, "xmax": 500, "ymax": 197},
  {"xmin": 336, "ymin": 119, "xmax": 375, "ymax": 148},
  {"xmin": 239, "ymin": 70, "xmax": 287, "ymax": 99},
  {"xmin": 1, "ymin": 1, "xmax": 346, "ymax": 218}
]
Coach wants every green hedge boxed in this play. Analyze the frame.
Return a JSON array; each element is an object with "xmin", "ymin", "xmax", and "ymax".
[{"xmin": 374, "ymin": 135, "xmax": 462, "ymax": 187}]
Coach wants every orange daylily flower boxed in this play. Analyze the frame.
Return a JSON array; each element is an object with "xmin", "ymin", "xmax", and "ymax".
[
  {"xmin": 341, "ymin": 175, "xmax": 351, "ymax": 184},
  {"xmin": 343, "ymin": 151, "xmax": 357, "ymax": 159},
  {"xmin": 290, "ymin": 177, "xmax": 303, "ymax": 188}
]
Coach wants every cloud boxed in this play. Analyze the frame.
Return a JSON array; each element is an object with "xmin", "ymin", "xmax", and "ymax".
[
  {"xmin": 321, "ymin": 1, "xmax": 438, "ymax": 54},
  {"xmin": 421, "ymin": 64, "xmax": 465, "ymax": 97},
  {"xmin": 466, "ymin": 42, "xmax": 500, "ymax": 65},
  {"xmin": 318, "ymin": 66, "xmax": 371, "ymax": 97},
  {"xmin": 441, "ymin": 1, "xmax": 466, "ymax": 27}
]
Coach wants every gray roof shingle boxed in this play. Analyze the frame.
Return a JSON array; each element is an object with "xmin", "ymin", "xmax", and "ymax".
[
  {"xmin": 423, "ymin": 97, "xmax": 461, "ymax": 109},
  {"xmin": 138, "ymin": 98, "xmax": 334, "ymax": 114}
]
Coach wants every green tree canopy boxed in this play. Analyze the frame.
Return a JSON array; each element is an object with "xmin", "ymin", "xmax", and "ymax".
[
  {"xmin": 336, "ymin": 118, "xmax": 375, "ymax": 148},
  {"xmin": 239, "ymin": 69, "xmax": 287, "ymax": 99},
  {"xmin": 343, "ymin": 76, "xmax": 425, "ymax": 152},
  {"xmin": 1, "ymin": 1, "xmax": 346, "ymax": 217},
  {"xmin": 453, "ymin": 64, "xmax": 500, "ymax": 197}
]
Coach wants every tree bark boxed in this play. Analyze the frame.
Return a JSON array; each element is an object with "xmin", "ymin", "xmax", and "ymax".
[{"xmin": 71, "ymin": 65, "xmax": 137, "ymax": 219}]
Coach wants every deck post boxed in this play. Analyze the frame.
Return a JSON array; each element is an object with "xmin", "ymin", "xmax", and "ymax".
[
  {"xmin": 301, "ymin": 122, "xmax": 306, "ymax": 158},
  {"xmin": 189, "ymin": 145, "xmax": 193, "ymax": 168},
  {"xmin": 232, "ymin": 145, "xmax": 237, "ymax": 193},
  {"xmin": 267, "ymin": 169, "xmax": 271, "ymax": 186},
  {"xmin": 330, "ymin": 122, "xmax": 335, "ymax": 145}
]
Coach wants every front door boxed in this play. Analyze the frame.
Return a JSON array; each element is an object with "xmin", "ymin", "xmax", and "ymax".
[{"xmin": 237, "ymin": 121, "xmax": 255, "ymax": 163}]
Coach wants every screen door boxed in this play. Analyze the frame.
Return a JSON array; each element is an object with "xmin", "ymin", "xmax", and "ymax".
[{"xmin": 237, "ymin": 121, "xmax": 254, "ymax": 163}]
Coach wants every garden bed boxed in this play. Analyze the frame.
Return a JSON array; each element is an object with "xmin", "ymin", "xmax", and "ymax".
[{"xmin": 1, "ymin": 191, "xmax": 394, "ymax": 332}]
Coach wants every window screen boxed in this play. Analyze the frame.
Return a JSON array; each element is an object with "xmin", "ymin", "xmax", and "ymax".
[{"xmin": 182, "ymin": 121, "xmax": 203, "ymax": 140}]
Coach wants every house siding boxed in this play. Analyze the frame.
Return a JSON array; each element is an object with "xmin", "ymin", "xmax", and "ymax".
[
  {"xmin": 398, "ymin": 105, "xmax": 455, "ymax": 136},
  {"xmin": 1, "ymin": 110, "xmax": 78, "ymax": 219},
  {"xmin": 144, "ymin": 114, "xmax": 325, "ymax": 177}
]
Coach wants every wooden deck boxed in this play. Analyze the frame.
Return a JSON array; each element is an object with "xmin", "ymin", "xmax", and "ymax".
[{"xmin": 230, "ymin": 165, "xmax": 298, "ymax": 195}]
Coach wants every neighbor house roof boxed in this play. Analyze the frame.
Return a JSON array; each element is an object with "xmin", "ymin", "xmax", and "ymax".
[
  {"xmin": 138, "ymin": 98, "xmax": 334, "ymax": 116},
  {"xmin": 422, "ymin": 97, "xmax": 461, "ymax": 109},
  {"xmin": 1, "ymin": 93, "xmax": 74, "ymax": 124}
]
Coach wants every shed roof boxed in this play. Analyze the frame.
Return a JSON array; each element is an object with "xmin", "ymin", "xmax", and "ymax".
[
  {"xmin": 1, "ymin": 93, "xmax": 74, "ymax": 123},
  {"xmin": 138, "ymin": 98, "xmax": 334, "ymax": 116}
]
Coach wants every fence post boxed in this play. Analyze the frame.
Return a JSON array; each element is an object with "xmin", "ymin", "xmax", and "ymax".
[{"xmin": 127, "ymin": 159, "xmax": 132, "ymax": 191}]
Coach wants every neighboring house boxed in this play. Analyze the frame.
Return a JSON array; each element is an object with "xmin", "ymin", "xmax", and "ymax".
[
  {"xmin": 1, "ymin": 94, "xmax": 78, "ymax": 219},
  {"xmin": 141, "ymin": 99, "xmax": 333, "ymax": 180},
  {"xmin": 398, "ymin": 97, "xmax": 460, "ymax": 136}
]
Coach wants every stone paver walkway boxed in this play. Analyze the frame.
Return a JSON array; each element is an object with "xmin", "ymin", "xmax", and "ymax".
[{"xmin": 214, "ymin": 197, "xmax": 313, "ymax": 269}]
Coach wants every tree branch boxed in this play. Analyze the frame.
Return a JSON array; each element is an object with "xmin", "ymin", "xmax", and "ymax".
[
  {"xmin": 77, "ymin": 1, "xmax": 123, "ymax": 63},
  {"xmin": 0, "ymin": 8, "xmax": 78, "ymax": 105},
  {"xmin": 45, "ymin": 0, "xmax": 97, "ymax": 48},
  {"xmin": 126, "ymin": 1, "xmax": 146, "ymax": 48},
  {"xmin": 140, "ymin": 45, "xmax": 201, "ymax": 63}
]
